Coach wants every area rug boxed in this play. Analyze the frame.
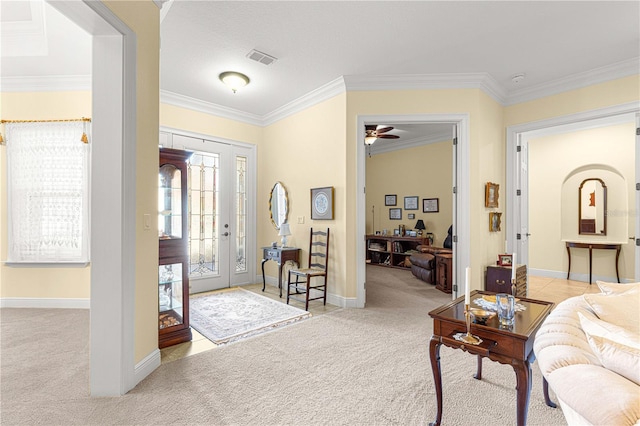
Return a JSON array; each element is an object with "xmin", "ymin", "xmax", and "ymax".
[{"xmin": 189, "ymin": 287, "xmax": 311, "ymax": 345}]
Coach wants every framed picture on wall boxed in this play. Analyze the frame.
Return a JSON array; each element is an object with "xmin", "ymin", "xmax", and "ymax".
[
  {"xmin": 404, "ymin": 196, "xmax": 419, "ymax": 210},
  {"xmin": 389, "ymin": 208, "xmax": 402, "ymax": 220},
  {"xmin": 385, "ymin": 194, "xmax": 397, "ymax": 206},
  {"xmin": 423, "ymin": 198, "xmax": 439, "ymax": 213},
  {"xmin": 311, "ymin": 186, "xmax": 334, "ymax": 220},
  {"xmin": 485, "ymin": 182, "xmax": 499, "ymax": 208},
  {"xmin": 489, "ymin": 212, "xmax": 502, "ymax": 232}
]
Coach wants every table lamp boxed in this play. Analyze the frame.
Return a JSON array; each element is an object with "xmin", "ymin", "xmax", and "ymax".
[
  {"xmin": 279, "ymin": 222, "xmax": 291, "ymax": 247},
  {"xmin": 414, "ymin": 219, "xmax": 426, "ymax": 235}
]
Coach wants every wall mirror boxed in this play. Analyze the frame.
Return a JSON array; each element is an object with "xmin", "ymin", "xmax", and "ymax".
[
  {"xmin": 578, "ymin": 178, "xmax": 607, "ymax": 235},
  {"xmin": 269, "ymin": 181, "xmax": 289, "ymax": 230}
]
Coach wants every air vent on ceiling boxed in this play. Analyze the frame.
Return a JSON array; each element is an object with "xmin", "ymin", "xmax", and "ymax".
[{"xmin": 246, "ymin": 49, "xmax": 277, "ymax": 66}]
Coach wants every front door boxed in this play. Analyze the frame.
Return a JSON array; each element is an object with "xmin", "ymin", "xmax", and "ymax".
[{"xmin": 171, "ymin": 134, "xmax": 249, "ymax": 293}]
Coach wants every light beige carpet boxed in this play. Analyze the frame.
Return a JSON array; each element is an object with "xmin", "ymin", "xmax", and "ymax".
[{"xmin": 0, "ymin": 266, "xmax": 567, "ymax": 425}]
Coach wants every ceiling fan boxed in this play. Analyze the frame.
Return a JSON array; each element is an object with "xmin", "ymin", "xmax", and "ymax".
[{"xmin": 364, "ymin": 125, "xmax": 399, "ymax": 145}]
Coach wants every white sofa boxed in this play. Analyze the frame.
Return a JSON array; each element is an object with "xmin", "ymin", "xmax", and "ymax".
[{"xmin": 534, "ymin": 281, "xmax": 640, "ymax": 425}]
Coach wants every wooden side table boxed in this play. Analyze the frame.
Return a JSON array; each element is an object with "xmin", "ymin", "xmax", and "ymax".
[
  {"xmin": 565, "ymin": 241, "xmax": 621, "ymax": 284},
  {"xmin": 435, "ymin": 253, "xmax": 453, "ymax": 294},
  {"xmin": 261, "ymin": 247, "xmax": 300, "ymax": 297},
  {"xmin": 428, "ymin": 291, "xmax": 554, "ymax": 426}
]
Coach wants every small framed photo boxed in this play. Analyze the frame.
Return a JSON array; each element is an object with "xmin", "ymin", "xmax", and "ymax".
[
  {"xmin": 385, "ymin": 194, "xmax": 397, "ymax": 206},
  {"xmin": 311, "ymin": 186, "xmax": 334, "ymax": 220},
  {"xmin": 489, "ymin": 212, "xmax": 502, "ymax": 232},
  {"xmin": 404, "ymin": 196, "xmax": 419, "ymax": 210},
  {"xmin": 485, "ymin": 182, "xmax": 499, "ymax": 208},
  {"xmin": 389, "ymin": 208, "xmax": 402, "ymax": 220},
  {"xmin": 407, "ymin": 213, "xmax": 415, "ymax": 220},
  {"xmin": 423, "ymin": 198, "xmax": 439, "ymax": 213},
  {"xmin": 498, "ymin": 253, "xmax": 513, "ymax": 266}
]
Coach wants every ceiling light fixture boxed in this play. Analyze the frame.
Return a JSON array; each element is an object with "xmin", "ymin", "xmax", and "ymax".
[
  {"xmin": 219, "ymin": 71, "xmax": 250, "ymax": 93},
  {"xmin": 364, "ymin": 135, "xmax": 377, "ymax": 145}
]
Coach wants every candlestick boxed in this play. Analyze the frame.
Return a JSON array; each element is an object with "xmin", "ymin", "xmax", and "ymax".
[
  {"xmin": 511, "ymin": 252, "xmax": 517, "ymax": 280},
  {"xmin": 465, "ymin": 267, "xmax": 470, "ymax": 306},
  {"xmin": 461, "ymin": 304, "xmax": 481, "ymax": 344}
]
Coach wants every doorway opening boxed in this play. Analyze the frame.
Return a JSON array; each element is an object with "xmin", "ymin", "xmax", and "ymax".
[{"xmin": 356, "ymin": 114, "xmax": 471, "ymax": 308}]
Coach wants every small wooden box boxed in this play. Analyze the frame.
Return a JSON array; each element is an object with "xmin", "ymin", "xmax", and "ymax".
[{"xmin": 485, "ymin": 264, "xmax": 527, "ymax": 297}]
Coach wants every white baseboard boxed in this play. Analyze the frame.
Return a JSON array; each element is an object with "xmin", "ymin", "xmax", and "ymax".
[
  {"xmin": 134, "ymin": 349, "xmax": 161, "ymax": 386},
  {"xmin": 528, "ymin": 268, "xmax": 629, "ymax": 284},
  {"xmin": 258, "ymin": 275, "xmax": 354, "ymax": 308},
  {"xmin": 0, "ymin": 297, "xmax": 90, "ymax": 309}
]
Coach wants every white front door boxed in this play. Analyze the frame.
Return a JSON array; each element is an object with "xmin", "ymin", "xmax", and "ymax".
[{"xmin": 170, "ymin": 134, "xmax": 253, "ymax": 293}]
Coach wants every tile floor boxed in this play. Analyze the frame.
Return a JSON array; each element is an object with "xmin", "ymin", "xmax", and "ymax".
[{"xmin": 161, "ymin": 274, "xmax": 601, "ymax": 363}]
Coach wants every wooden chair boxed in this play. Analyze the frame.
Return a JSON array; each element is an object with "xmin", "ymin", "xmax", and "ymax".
[{"xmin": 287, "ymin": 228, "xmax": 330, "ymax": 310}]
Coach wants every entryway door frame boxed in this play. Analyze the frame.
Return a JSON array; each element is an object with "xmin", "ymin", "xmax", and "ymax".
[
  {"xmin": 356, "ymin": 114, "xmax": 470, "ymax": 308},
  {"xmin": 506, "ymin": 101, "xmax": 640, "ymax": 282}
]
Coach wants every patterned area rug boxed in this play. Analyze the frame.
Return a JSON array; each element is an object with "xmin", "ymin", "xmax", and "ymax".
[{"xmin": 190, "ymin": 287, "xmax": 311, "ymax": 345}]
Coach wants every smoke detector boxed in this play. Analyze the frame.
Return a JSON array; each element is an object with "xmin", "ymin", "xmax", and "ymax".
[{"xmin": 511, "ymin": 73, "xmax": 526, "ymax": 84}]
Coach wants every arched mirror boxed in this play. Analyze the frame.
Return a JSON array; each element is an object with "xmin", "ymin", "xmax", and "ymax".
[
  {"xmin": 579, "ymin": 178, "xmax": 607, "ymax": 235},
  {"xmin": 269, "ymin": 181, "xmax": 289, "ymax": 230}
]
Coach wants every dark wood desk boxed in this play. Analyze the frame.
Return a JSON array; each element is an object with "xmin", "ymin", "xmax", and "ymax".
[
  {"xmin": 428, "ymin": 291, "xmax": 554, "ymax": 426},
  {"xmin": 565, "ymin": 241, "xmax": 621, "ymax": 284},
  {"xmin": 261, "ymin": 247, "xmax": 300, "ymax": 298}
]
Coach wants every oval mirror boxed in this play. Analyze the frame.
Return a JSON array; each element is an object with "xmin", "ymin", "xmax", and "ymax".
[
  {"xmin": 579, "ymin": 178, "xmax": 607, "ymax": 235},
  {"xmin": 269, "ymin": 182, "xmax": 289, "ymax": 230}
]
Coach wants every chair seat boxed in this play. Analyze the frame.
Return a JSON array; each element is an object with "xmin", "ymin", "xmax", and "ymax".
[{"xmin": 290, "ymin": 268, "xmax": 326, "ymax": 276}]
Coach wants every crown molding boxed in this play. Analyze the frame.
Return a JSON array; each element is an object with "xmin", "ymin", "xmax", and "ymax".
[
  {"xmin": 343, "ymin": 72, "xmax": 508, "ymax": 105},
  {"xmin": 261, "ymin": 76, "xmax": 347, "ymax": 126},
  {"xmin": 369, "ymin": 131, "xmax": 452, "ymax": 156},
  {"xmin": 0, "ymin": 75, "xmax": 91, "ymax": 92},
  {"xmin": 505, "ymin": 57, "xmax": 640, "ymax": 105},
  {"xmin": 159, "ymin": 90, "xmax": 263, "ymax": 126}
]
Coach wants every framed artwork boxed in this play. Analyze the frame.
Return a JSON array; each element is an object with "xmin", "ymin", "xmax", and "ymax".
[
  {"xmin": 404, "ymin": 196, "xmax": 419, "ymax": 210},
  {"xmin": 423, "ymin": 198, "xmax": 439, "ymax": 213},
  {"xmin": 407, "ymin": 213, "xmax": 415, "ymax": 220},
  {"xmin": 385, "ymin": 194, "xmax": 397, "ymax": 206},
  {"xmin": 485, "ymin": 182, "xmax": 499, "ymax": 208},
  {"xmin": 497, "ymin": 253, "xmax": 513, "ymax": 266},
  {"xmin": 489, "ymin": 212, "xmax": 502, "ymax": 232},
  {"xmin": 310, "ymin": 186, "xmax": 334, "ymax": 220},
  {"xmin": 389, "ymin": 208, "xmax": 402, "ymax": 220}
]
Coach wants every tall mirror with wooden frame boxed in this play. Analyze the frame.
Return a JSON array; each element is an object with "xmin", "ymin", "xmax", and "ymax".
[
  {"xmin": 579, "ymin": 178, "xmax": 607, "ymax": 235},
  {"xmin": 269, "ymin": 181, "xmax": 289, "ymax": 230}
]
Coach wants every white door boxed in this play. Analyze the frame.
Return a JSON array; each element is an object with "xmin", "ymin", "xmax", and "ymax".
[
  {"xmin": 636, "ymin": 113, "xmax": 640, "ymax": 280},
  {"xmin": 171, "ymin": 134, "xmax": 250, "ymax": 293}
]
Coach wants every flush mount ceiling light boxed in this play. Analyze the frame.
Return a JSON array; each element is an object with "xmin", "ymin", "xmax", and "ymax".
[{"xmin": 219, "ymin": 71, "xmax": 250, "ymax": 93}]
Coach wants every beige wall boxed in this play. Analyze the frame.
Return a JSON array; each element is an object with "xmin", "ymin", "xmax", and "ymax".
[
  {"xmin": 104, "ymin": 0, "xmax": 160, "ymax": 362},
  {"xmin": 365, "ymin": 141, "xmax": 453, "ymax": 247},
  {"xmin": 260, "ymin": 94, "xmax": 347, "ymax": 299},
  {"xmin": 529, "ymin": 122, "xmax": 635, "ymax": 280},
  {"xmin": 0, "ymin": 91, "xmax": 93, "ymax": 299}
]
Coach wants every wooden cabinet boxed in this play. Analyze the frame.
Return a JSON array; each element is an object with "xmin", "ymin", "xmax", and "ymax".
[
  {"xmin": 366, "ymin": 235, "xmax": 428, "ymax": 269},
  {"xmin": 158, "ymin": 148, "xmax": 192, "ymax": 348},
  {"xmin": 485, "ymin": 264, "xmax": 527, "ymax": 298},
  {"xmin": 435, "ymin": 253, "xmax": 453, "ymax": 294}
]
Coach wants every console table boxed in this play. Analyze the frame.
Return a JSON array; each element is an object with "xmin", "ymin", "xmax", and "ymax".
[
  {"xmin": 565, "ymin": 241, "xmax": 621, "ymax": 284},
  {"xmin": 261, "ymin": 247, "xmax": 300, "ymax": 297}
]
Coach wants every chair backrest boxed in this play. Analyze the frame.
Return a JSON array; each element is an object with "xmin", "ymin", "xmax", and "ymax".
[{"xmin": 308, "ymin": 228, "xmax": 330, "ymax": 272}]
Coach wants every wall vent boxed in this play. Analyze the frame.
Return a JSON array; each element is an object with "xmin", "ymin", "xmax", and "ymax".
[{"xmin": 246, "ymin": 49, "xmax": 277, "ymax": 66}]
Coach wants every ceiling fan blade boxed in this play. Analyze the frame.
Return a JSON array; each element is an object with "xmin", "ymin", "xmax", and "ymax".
[
  {"xmin": 375, "ymin": 126, "xmax": 394, "ymax": 134},
  {"xmin": 378, "ymin": 134, "xmax": 400, "ymax": 139}
]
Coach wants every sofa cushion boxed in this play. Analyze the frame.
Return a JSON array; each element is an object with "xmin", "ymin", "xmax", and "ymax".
[
  {"xmin": 583, "ymin": 288, "xmax": 640, "ymax": 333},
  {"xmin": 585, "ymin": 333, "xmax": 640, "ymax": 386},
  {"xmin": 596, "ymin": 280, "xmax": 640, "ymax": 295},
  {"xmin": 578, "ymin": 312, "xmax": 640, "ymax": 349}
]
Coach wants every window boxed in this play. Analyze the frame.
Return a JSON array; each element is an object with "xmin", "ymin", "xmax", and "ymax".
[{"xmin": 6, "ymin": 121, "xmax": 90, "ymax": 263}]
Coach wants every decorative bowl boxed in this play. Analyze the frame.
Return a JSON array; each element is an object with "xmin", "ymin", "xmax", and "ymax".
[{"xmin": 470, "ymin": 308, "xmax": 496, "ymax": 325}]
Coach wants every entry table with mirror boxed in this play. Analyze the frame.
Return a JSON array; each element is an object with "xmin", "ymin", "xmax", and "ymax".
[
  {"xmin": 261, "ymin": 247, "xmax": 301, "ymax": 298},
  {"xmin": 565, "ymin": 241, "xmax": 621, "ymax": 284}
]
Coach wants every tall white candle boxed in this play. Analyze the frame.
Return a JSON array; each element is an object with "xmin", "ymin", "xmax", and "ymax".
[
  {"xmin": 465, "ymin": 267, "xmax": 470, "ymax": 305},
  {"xmin": 512, "ymin": 252, "xmax": 517, "ymax": 280}
]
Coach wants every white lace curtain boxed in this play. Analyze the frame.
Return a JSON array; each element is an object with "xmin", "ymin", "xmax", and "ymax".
[{"xmin": 6, "ymin": 121, "xmax": 90, "ymax": 263}]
